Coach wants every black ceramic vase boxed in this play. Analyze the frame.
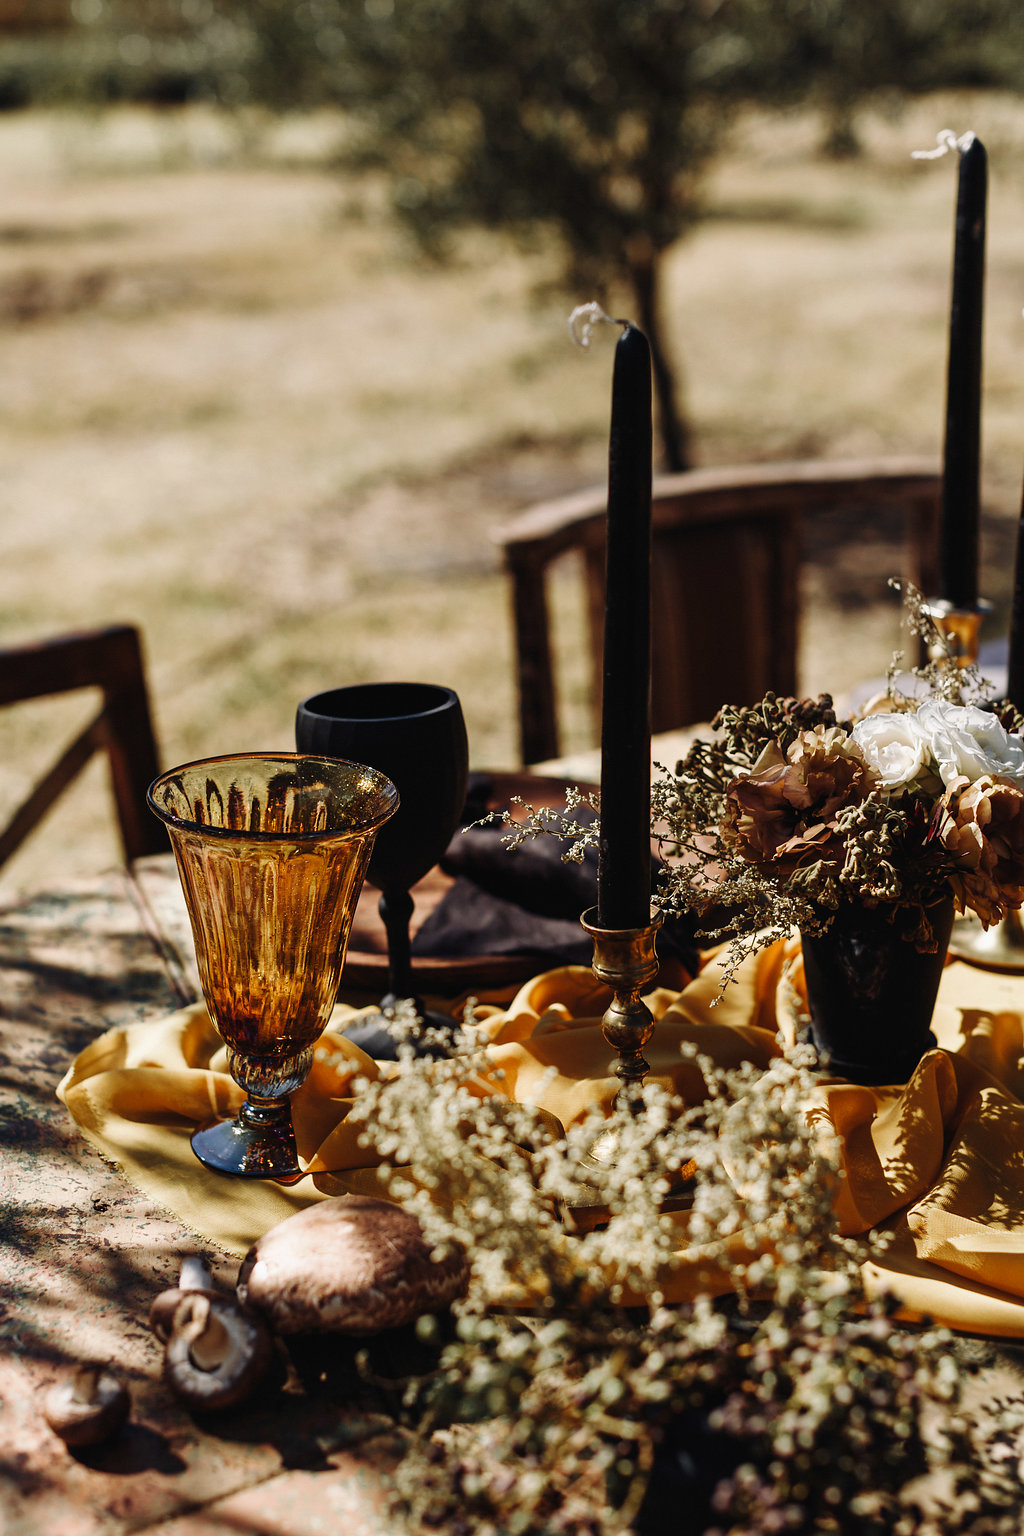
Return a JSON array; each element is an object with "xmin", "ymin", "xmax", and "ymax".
[{"xmin": 799, "ymin": 895, "xmax": 956, "ymax": 1086}]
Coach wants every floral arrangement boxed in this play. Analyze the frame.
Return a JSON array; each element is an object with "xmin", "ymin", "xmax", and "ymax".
[{"xmin": 653, "ymin": 587, "xmax": 1024, "ymax": 984}]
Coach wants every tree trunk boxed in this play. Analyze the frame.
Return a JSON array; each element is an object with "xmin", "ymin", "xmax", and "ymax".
[{"xmin": 628, "ymin": 252, "xmax": 691, "ymax": 472}]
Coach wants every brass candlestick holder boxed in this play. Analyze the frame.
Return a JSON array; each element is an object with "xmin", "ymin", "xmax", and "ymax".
[
  {"xmin": 580, "ymin": 907, "xmax": 662, "ymax": 1107},
  {"xmin": 923, "ymin": 597, "xmax": 991, "ymax": 665},
  {"xmin": 947, "ymin": 906, "xmax": 1024, "ymax": 972},
  {"xmin": 924, "ymin": 598, "xmax": 1024, "ymax": 971},
  {"xmin": 562, "ymin": 908, "xmax": 665, "ymax": 1232}
]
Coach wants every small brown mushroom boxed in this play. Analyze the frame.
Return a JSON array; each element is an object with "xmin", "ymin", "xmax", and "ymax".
[
  {"xmin": 236, "ymin": 1194, "xmax": 469, "ymax": 1336},
  {"xmin": 161, "ymin": 1291, "xmax": 274, "ymax": 1412},
  {"xmin": 43, "ymin": 1362, "xmax": 131, "ymax": 1448},
  {"xmin": 150, "ymin": 1256, "xmax": 274, "ymax": 1412}
]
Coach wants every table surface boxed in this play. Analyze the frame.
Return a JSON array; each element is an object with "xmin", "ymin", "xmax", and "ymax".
[
  {"xmin": 0, "ymin": 859, "xmax": 408, "ymax": 1536},
  {"xmin": 5, "ymin": 797, "xmax": 1024, "ymax": 1534}
]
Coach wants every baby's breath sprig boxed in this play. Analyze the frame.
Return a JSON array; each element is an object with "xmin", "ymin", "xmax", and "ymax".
[
  {"xmin": 885, "ymin": 578, "xmax": 995, "ymax": 707},
  {"xmin": 347, "ymin": 1042, "xmax": 1024, "ymax": 1535},
  {"xmin": 481, "ymin": 783, "xmax": 600, "ymax": 866}
]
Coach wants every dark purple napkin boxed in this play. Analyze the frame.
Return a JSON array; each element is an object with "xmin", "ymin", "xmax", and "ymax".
[{"xmin": 409, "ymin": 774, "xmax": 699, "ymax": 972}]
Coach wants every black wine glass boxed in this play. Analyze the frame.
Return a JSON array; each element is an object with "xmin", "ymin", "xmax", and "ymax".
[{"xmin": 295, "ymin": 682, "xmax": 469, "ymax": 1044}]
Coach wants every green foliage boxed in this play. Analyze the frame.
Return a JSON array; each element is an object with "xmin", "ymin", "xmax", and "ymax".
[
  {"xmin": 216, "ymin": 0, "xmax": 794, "ymax": 469},
  {"xmin": 742, "ymin": 0, "xmax": 1024, "ymax": 156},
  {"xmin": 235, "ymin": 0, "xmax": 748, "ymax": 272},
  {"xmin": 0, "ymin": 2, "xmax": 245, "ymax": 108}
]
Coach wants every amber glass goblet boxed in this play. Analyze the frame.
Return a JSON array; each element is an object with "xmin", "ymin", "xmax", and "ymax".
[{"xmin": 148, "ymin": 753, "xmax": 398, "ymax": 1181}]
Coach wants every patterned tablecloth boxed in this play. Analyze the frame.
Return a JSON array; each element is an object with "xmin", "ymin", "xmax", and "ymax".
[{"xmin": 0, "ymin": 861, "xmax": 398, "ymax": 1536}]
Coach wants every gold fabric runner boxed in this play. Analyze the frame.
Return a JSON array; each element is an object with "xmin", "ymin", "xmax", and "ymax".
[{"xmin": 58, "ymin": 943, "xmax": 1024, "ymax": 1336}]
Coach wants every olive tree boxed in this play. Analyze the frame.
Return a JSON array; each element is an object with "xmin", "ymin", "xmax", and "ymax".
[{"xmin": 207, "ymin": 0, "xmax": 798, "ymax": 470}]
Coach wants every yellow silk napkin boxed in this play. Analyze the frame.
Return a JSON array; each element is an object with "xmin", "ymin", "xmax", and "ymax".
[{"xmin": 58, "ymin": 944, "xmax": 1024, "ymax": 1336}]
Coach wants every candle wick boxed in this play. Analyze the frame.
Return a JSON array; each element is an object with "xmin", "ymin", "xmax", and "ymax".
[
  {"xmin": 568, "ymin": 302, "xmax": 631, "ymax": 350},
  {"xmin": 911, "ymin": 128, "xmax": 976, "ymax": 161}
]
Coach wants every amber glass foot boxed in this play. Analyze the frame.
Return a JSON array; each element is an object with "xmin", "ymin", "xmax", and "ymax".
[{"xmin": 191, "ymin": 1097, "xmax": 304, "ymax": 1183}]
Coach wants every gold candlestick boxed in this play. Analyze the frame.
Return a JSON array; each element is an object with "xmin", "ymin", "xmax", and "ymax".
[
  {"xmin": 580, "ymin": 907, "xmax": 662, "ymax": 1107},
  {"xmin": 948, "ymin": 906, "xmax": 1024, "ymax": 972},
  {"xmin": 561, "ymin": 910, "xmax": 664, "ymax": 1233},
  {"xmin": 923, "ymin": 598, "xmax": 991, "ymax": 665}
]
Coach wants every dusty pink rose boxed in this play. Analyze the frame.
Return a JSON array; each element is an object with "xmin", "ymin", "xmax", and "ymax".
[
  {"xmin": 936, "ymin": 773, "xmax": 1024, "ymax": 924},
  {"xmin": 724, "ymin": 725, "xmax": 879, "ymax": 870}
]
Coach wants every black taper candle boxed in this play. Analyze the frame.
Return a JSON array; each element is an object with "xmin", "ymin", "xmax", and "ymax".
[
  {"xmin": 939, "ymin": 134, "xmax": 986, "ymax": 609},
  {"xmin": 597, "ymin": 321, "xmax": 653, "ymax": 931},
  {"xmin": 1006, "ymin": 473, "xmax": 1024, "ymax": 712}
]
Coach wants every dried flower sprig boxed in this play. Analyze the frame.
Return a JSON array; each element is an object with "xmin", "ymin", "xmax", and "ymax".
[
  {"xmin": 883, "ymin": 578, "xmax": 995, "ymax": 707},
  {"xmin": 491, "ymin": 783, "xmax": 601, "ymax": 866}
]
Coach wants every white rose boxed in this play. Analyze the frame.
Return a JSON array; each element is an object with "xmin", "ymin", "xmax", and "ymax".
[
  {"xmin": 914, "ymin": 697, "xmax": 1024, "ymax": 787},
  {"xmin": 851, "ymin": 711, "xmax": 930, "ymax": 789}
]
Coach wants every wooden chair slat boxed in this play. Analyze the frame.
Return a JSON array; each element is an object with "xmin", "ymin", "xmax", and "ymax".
[
  {"xmin": 0, "ymin": 624, "xmax": 165, "ymax": 869},
  {"xmin": 496, "ymin": 457, "xmax": 942, "ymax": 765},
  {"xmin": 0, "ymin": 713, "xmax": 105, "ymax": 867}
]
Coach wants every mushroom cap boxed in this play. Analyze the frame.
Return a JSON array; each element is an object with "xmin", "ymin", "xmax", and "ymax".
[
  {"xmin": 162, "ymin": 1292, "xmax": 275, "ymax": 1412},
  {"xmin": 237, "ymin": 1194, "xmax": 469, "ymax": 1336},
  {"xmin": 43, "ymin": 1364, "xmax": 131, "ymax": 1448}
]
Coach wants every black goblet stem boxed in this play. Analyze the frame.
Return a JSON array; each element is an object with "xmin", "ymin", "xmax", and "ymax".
[{"xmin": 379, "ymin": 889, "xmax": 416, "ymax": 1008}]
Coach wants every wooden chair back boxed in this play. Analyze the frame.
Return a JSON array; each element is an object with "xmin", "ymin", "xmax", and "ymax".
[
  {"xmin": 497, "ymin": 457, "xmax": 942, "ymax": 765},
  {"xmin": 0, "ymin": 624, "xmax": 166, "ymax": 869}
]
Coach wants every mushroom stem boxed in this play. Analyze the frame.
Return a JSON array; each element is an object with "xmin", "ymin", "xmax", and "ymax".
[
  {"xmin": 70, "ymin": 1363, "xmax": 102, "ymax": 1405},
  {"xmin": 179, "ymin": 1256, "xmax": 213, "ymax": 1292},
  {"xmin": 150, "ymin": 1257, "xmax": 220, "ymax": 1343},
  {"xmin": 180, "ymin": 1296, "xmax": 233, "ymax": 1372}
]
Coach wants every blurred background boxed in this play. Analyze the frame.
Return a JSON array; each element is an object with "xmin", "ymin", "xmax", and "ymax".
[{"xmin": 3, "ymin": 0, "xmax": 1024, "ymax": 893}]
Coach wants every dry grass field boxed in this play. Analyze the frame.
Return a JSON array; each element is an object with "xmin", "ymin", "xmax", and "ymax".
[{"xmin": 4, "ymin": 91, "xmax": 1024, "ymax": 895}]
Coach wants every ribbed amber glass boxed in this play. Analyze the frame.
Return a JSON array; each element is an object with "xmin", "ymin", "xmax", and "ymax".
[{"xmin": 148, "ymin": 753, "xmax": 398, "ymax": 1179}]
